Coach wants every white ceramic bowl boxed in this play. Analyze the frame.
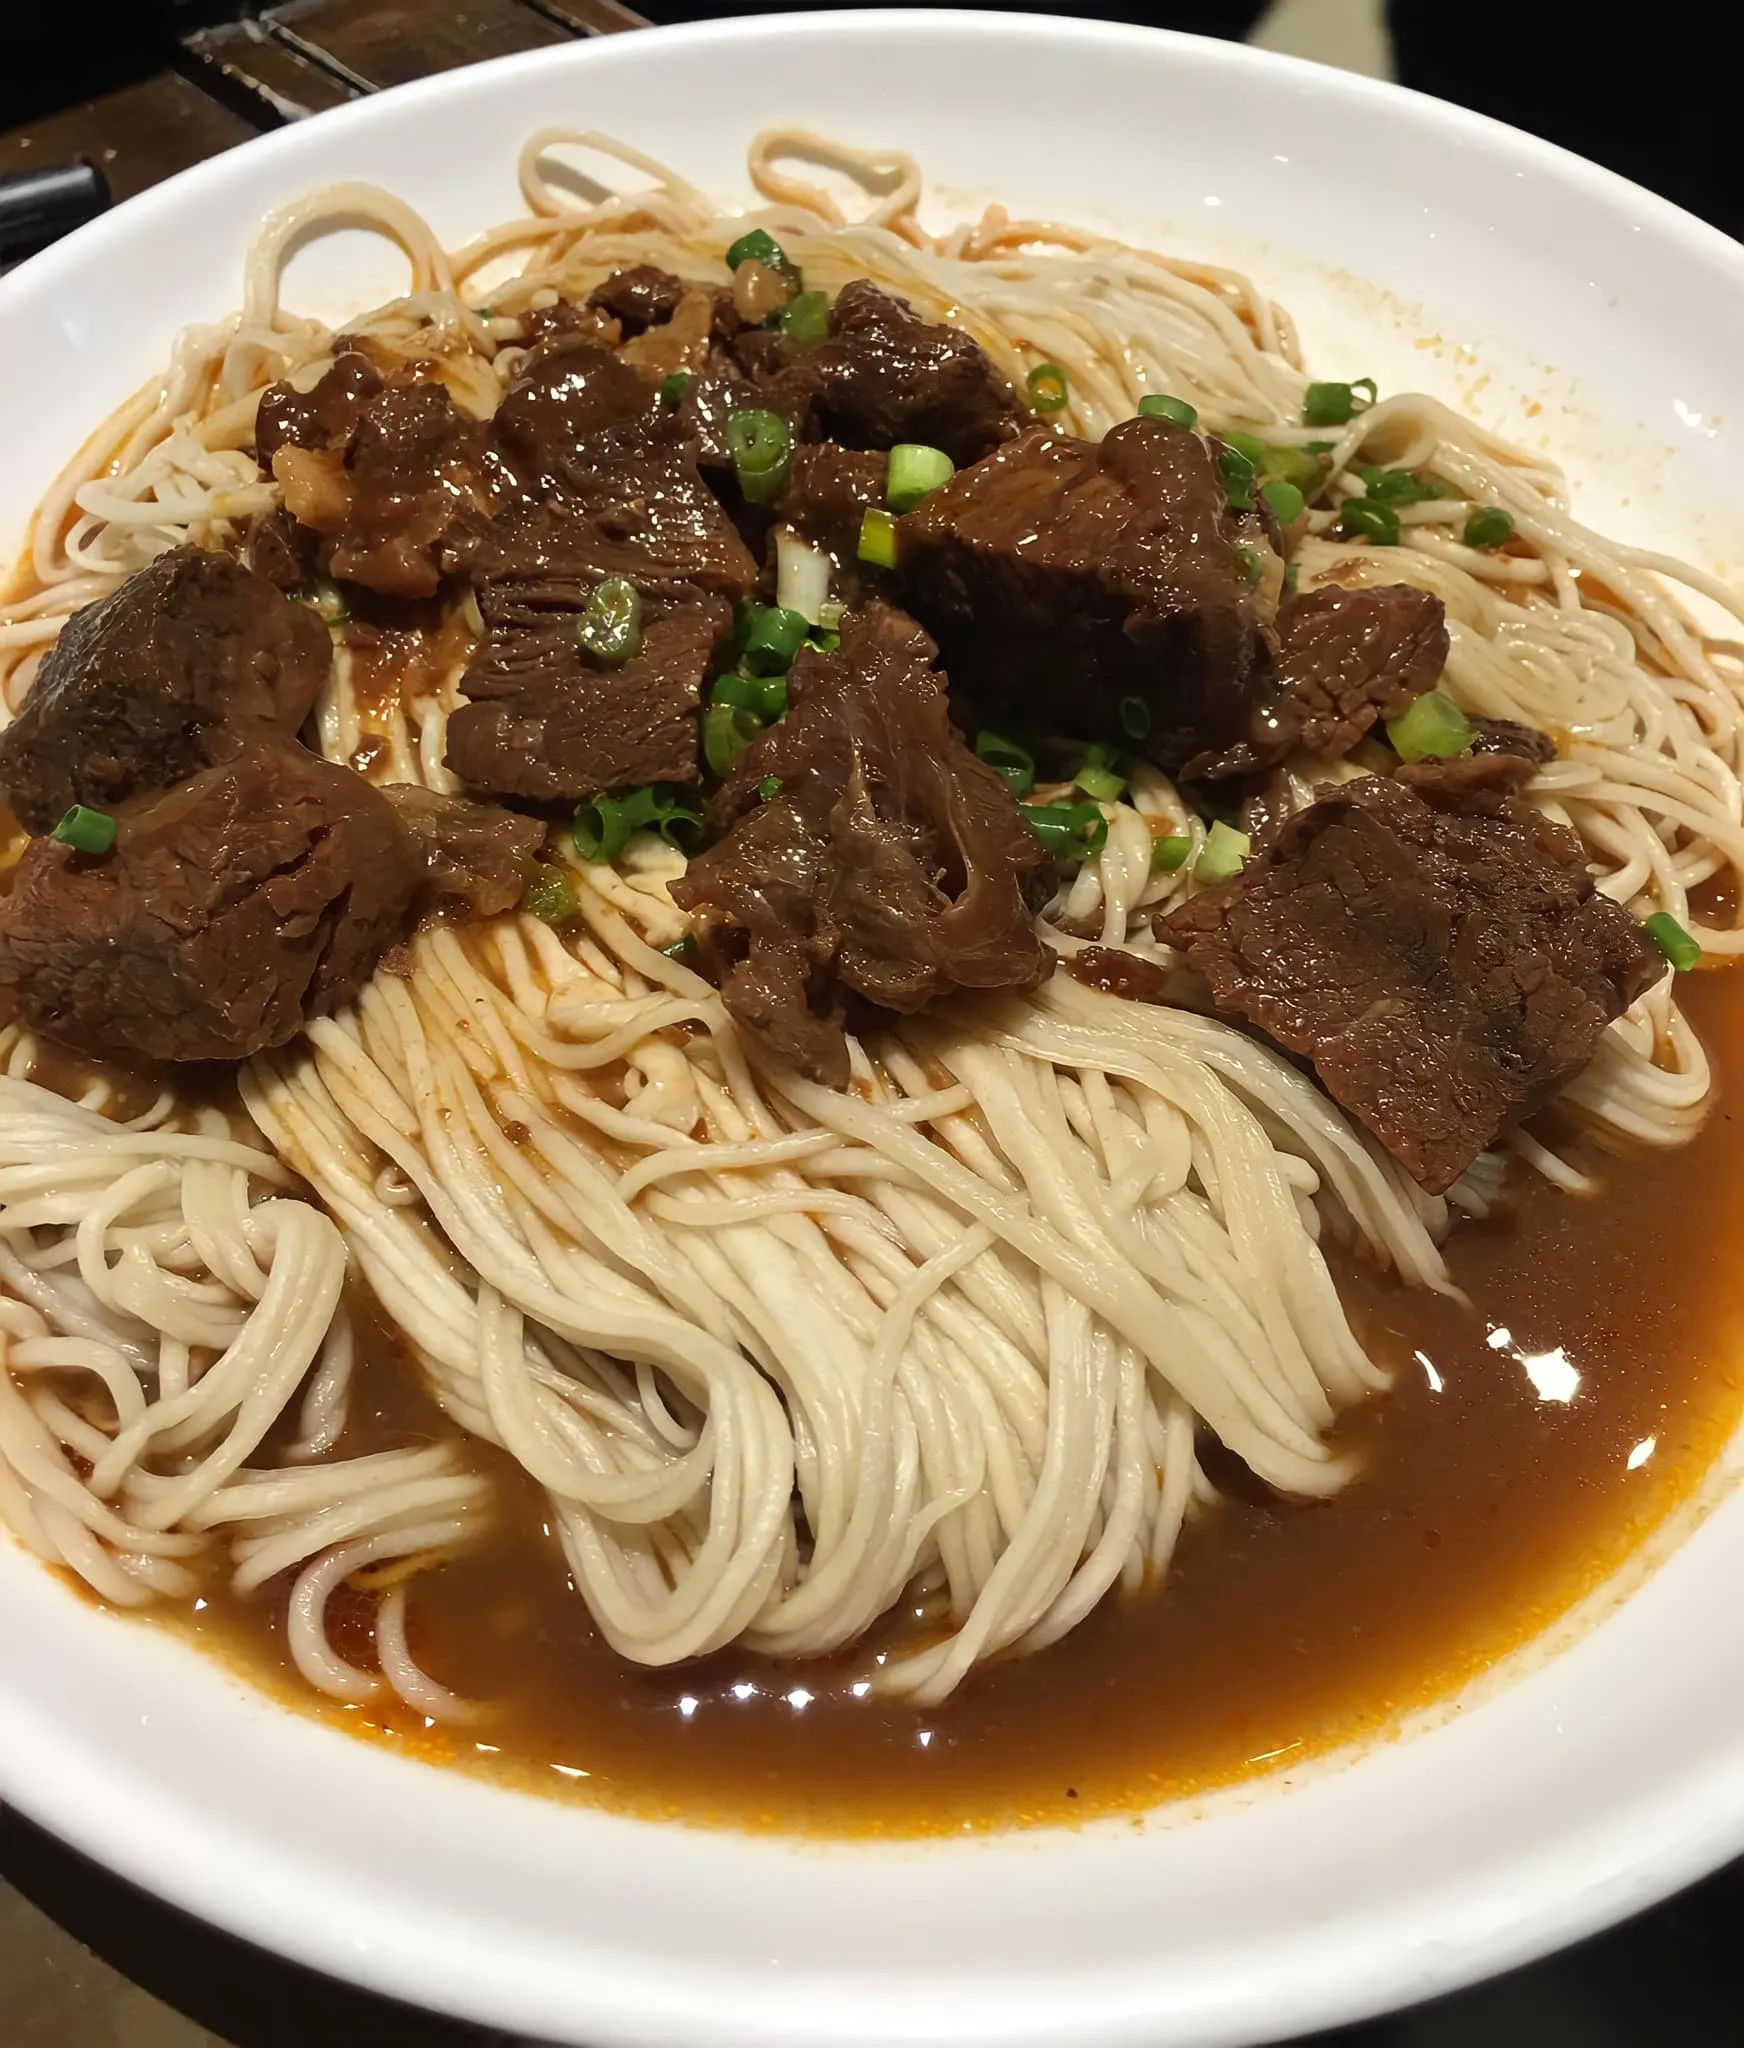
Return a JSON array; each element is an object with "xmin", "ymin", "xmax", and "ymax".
[{"xmin": 3, "ymin": 15, "xmax": 1744, "ymax": 2045}]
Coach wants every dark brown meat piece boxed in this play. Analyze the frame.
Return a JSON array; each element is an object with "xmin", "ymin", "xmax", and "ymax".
[
  {"xmin": 448, "ymin": 600, "xmax": 731, "ymax": 802},
  {"xmin": 775, "ymin": 442, "xmax": 888, "ymax": 588},
  {"xmin": 1395, "ymin": 750, "xmax": 1539, "ymax": 815},
  {"xmin": 489, "ymin": 335, "xmax": 657, "ymax": 495},
  {"xmin": 1065, "ymin": 945, "xmax": 1172, "ymax": 1004},
  {"xmin": 471, "ymin": 417, "xmax": 758, "ymax": 620},
  {"xmin": 0, "ymin": 547, "xmax": 329, "ymax": 835},
  {"xmin": 256, "ymin": 353, "xmax": 488, "ymax": 600},
  {"xmin": 900, "ymin": 420, "xmax": 1283, "ymax": 776},
  {"xmin": 1159, "ymin": 775, "xmax": 1662, "ymax": 1192},
  {"xmin": 378, "ymin": 783, "xmax": 547, "ymax": 916},
  {"xmin": 1472, "ymin": 716, "xmax": 1557, "ymax": 763},
  {"xmin": 1275, "ymin": 582, "xmax": 1449, "ymax": 757},
  {"xmin": 671, "ymin": 604, "xmax": 1052, "ymax": 1084},
  {"xmin": 785, "ymin": 281, "xmax": 1019, "ymax": 466},
  {"xmin": 586, "ymin": 266, "xmax": 687, "ymax": 337},
  {"xmin": 0, "ymin": 743, "xmax": 420, "ymax": 1064},
  {"xmin": 247, "ymin": 506, "xmax": 316, "ymax": 594}
]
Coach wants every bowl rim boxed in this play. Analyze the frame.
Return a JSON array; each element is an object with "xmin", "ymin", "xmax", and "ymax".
[{"xmin": 3, "ymin": 15, "xmax": 1744, "ymax": 2047}]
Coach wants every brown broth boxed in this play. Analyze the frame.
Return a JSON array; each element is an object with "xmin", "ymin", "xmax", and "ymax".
[{"xmin": 151, "ymin": 968, "xmax": 1744, "ymax": 1837}]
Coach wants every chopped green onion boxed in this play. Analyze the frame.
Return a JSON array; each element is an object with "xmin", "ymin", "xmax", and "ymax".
[
  {"xmin": 1358, "ymin": 465, "xmax": 1444, "ymax": 506},
  {"xmin": 1643, "ymin": 911, "xmax": 1701, "ymax": 973},
  {"xmin": 1261, "ymin": 477, "xmax": 1305, "ymax": 526},
  {"xmin": 1302, "ymin": 377, "xmax": 1377, "ymax": 427},
  {"xmin": 1118, "ymin": 694, "xmax": 1152, "ymax": 741},
  {"xmin": 1074, "ymin": 742, "xmax": 1128, "ymax": 805},
  {"xmin": 1138, "ymin": 393, "xmax": 1197, "ymax": 428},
  {"xmin": 1151, "ymin": 833, "xmax": 1193, "ymax": 873},
  {"xmin": 577, "ymin": 577, "xmax": 643, "ymax": 665},
  {"xmin": 975, "ymin": 729, "xmax": 1036, "ymax": 799},
  {"xmin": 1217, "ymin": 442, "xmax": 1256, "ymax": 511},
  {"xmin": 661, "ymin": 935, "xmax": 697, "ymax": 962},
  {"xmin": 778, "ymin": 289, "xmax": 830, "ymax": 351},
  {"xmin": 741, "ymin": 605, "xmax": 809, "ymax": 676},
  {"xmin": 659, "ymin": 370, "xmax": 690, "ymax": 407},
  {"xmin": 759, "ymin": 775, "xmax": 782, "ymax": 802},
  {"xmin": 50, "ymin": 804, "xmax": 117, "ymax": 855},
  {"xmin": 704, "ymin": 703, "xmax": 762, "ymax": 778},
  {"xmin": 1221, "ymin": 436, "xmax": 1331, "ymax": 493},
  {"xmin": 1386, "ymin": 688, "xmax": 1477, "ymax": 762},
  {"xmin": 725, "ymin": 408, "xmax": 791, "ymax": 505},
  {"xmin": 1338, "ymin": 498, "xmax": 1402, "ymax": 546},
  {"xmin": 1026, "ymin": 362, "xmax": 1069, "ymax": 414},
  {"xmin": 524, "ymin": 863, "xmax": 577, "ymax": 922},
  {"xmin": 1231, "ymin": 543, "xmax": 1265, "ymax": 585},
  {"xmin": 1020, "ymin": 799, "xmax": 1108, "ymax": 870},
  {"xmin": 573, "ymin": 785, "xmax": 703, "ymax": 864},
  {"xmin": 1464, "ymin": 505, "xmax": 1516, "ymax": 549},
  {"xmin": 1194, "ymin": 820, "xmax": 1250, "ymax": 885},
  {"xmin": 725, "ymin": 227, "xmax": 790, "ymax": 275},
  {"xmin": 711, "ymin": 671, "xmax": 786, "ymax": 719},
  {"xmin": 886, "ymin": 442, "xmax": 955, "ymax": 513},
  {"xmin": 807, "ymin": 629, "xmax": 840, "ymax": 655},
  {"xmin": 858, "ymin": 508, "xmax": 900, "ymax": 569},
  {"xmin": 300, "ymin": 582, "xmax": 350, "ymax": 626},
  {"xmin": 1283, "ymin": 562, "xmax": 1300, "ymax": 596},
  {"xmin": 816, "ymin": 599, "xmax": 846, "ymax": 632}
]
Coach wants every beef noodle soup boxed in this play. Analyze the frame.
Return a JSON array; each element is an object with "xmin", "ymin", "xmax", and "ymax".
[{"xmin": 1, "ymin": 131, "xmax": 1739, "ymax": 1832}]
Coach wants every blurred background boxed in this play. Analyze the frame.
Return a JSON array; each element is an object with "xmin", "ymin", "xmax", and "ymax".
[{"xmin": 1, "ymin": 2, "xmax": 1740, "ymax": 2044}]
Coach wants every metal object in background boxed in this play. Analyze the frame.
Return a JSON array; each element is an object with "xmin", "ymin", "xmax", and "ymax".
[{"xmin": 0, "ymin": 158, "xmax": 110, "ymax": 262}]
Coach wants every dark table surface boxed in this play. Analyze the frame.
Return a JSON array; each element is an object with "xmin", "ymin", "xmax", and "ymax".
[{"xmin": 1, "ymin": 4, "xmax": 1740, "ymax": 2042}]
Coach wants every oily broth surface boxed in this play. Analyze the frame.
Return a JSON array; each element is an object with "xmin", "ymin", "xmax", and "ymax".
[{"xmin": 147, "ymin": 969, "xmax": 1744, "ymax": 1837}]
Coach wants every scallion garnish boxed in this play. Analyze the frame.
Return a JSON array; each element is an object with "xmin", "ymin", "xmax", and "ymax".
[
  {"xmin": 975, "ymin": 730, "xmax": 1036, "ymax": 799},
  {"xmin": 1020, "ymin": 799, "xmax": 1108, "ymax": 869},
  {"xmin": 1118, "ymin": 694, "xmax": 1153, "ymax": 741},
  {"xmin": 1260, "ymin": 477, "xmax": 1305, "ymax": 526},
  {"xmin": 1302, "ymin": 377, "xmax": 1378, "ymax": 427},
  {"xmin": 1026, "ymin": 362, "xmax": 1070, "ymax": 414},
  {"xmin": 1283, "ymin": 562, "xmax": 1300, "ymax": 596},
  {"xmin": 858, "ymin": 508, "xmax": 900, "ymax": 569},
  {"xmin": 1338, "ymin": 498, "xmax": 1402, "ymax": 546},
  {"xmin": 1359, "ymin": 465, "xmax": 1446, "ymax": 506},
  {"xmin": 816, "ymin": 599, "xmax": 845, "ymax": 632},
  {"xmin": 725, "ymin": 408, "xmax": 792, "ymax": 505},
  {"xmin": 659, "ymin": 370, "xmax": 690, "ymax": 407},
  {"xmin": 573, "ymin": 786, "xmax": 703, "ymax": 865},
  {"xmin": 711, "ymin": 671, "xmax": 787, "ymax": 720},
  {"xmin": 778, "ymin": 289, "xmax": 830, "ymax": 351},
  {"xmin": 725, "ymin": 227, "xmax": 791, "ymax": 276},
  {"xmin": 1644, "ymin": 911, "xmax": 1701, "ymax": 973},
  {"xmin": 759, "ymin": 775, "xmax": 782, "ymax": 802},
  {"xmin": 1194, "ymin": 820, "xmax": 1250, "ymax": 884},
  {"xmin": 50, "ymin": 804, "xmax": 117, "ymax": 855},
  {"xmin": 886, "ymin": 442, "xmax": 955, "ymax": 513},
  {"xmin": 741, "ymin": 605, "xmax": 809, "ymax": 676},
  {"xmin": 1386, "ymin": 688, "xmax": 1476, "ymax": 762},
  {"xmin": 1218, "ymin": 442, "xmax": 1256, "ymax": 511},
  {"xmin": 577, "ymin": 577, "xmax": 644, "ymax": 665},
  {"xmin": 703, "ymin": 703, "xmax": 762, "ymax": 777},
  {"xmin": 1074, "ymin": 749, "xmax": 1127, "ymax": 804},
  {"xmin": 1464, "ymin": 505, "xmax": 1516, "ymax": 549},
  {"xmin": 1138, "ymin": 393, "xmax": 1198, "ymax": 428},
  {"xmin": 1151, "ymin": 833, "xmax": 1193, "ymax": 873},
  {"xmin": 1231, "ymin": 543, "xmax": 1266, "ymax": 585},
  {"xmin": 524, "ymin": 863, "xmax": 577, "ymax": 922},
  {"xmin": 1224, "ymin": 434, "xmax": 1328, "ymax": 493}
]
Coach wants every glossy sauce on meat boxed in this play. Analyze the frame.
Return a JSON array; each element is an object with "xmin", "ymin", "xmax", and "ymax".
[{"xmin": 155, "ymin": 968, "xmax": 1744, "ymax": 1835}]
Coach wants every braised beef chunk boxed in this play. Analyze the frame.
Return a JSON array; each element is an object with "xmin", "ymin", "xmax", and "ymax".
[
  {"xmin": 256, "ymin": 354, "xmax": 487, "ymax": 600},
  {"xmin": 1395, "ymin": 750, "xmax": 1539, "ymax": 814},
  {"xmin": 0, "ymin": 547, "xmax": 330, "ymax": 836},
  {"xmin": 788, "ymin": 281, "xmax": 1019, "ymax": 465},
  {"xmin": 489, "ymin": 336, "xmax": 657, "ymax": 494},
  {"xmin": 1274, "ymin": 583, "xmax": 1448, "ymax": 757},
  {"xmin": 378, "ymin": 783, "xmax": 546, "ymax": 916},
  {"xmin": 448, "ymin": 600, "xmax": 730, "ymax": 802},
  {"xmin": 586, "ymin": 266, "xmax": 687, "ymax": 337},
  {"xmin": 900, "ymin": 420, "xmax": 1282, "ymax": 775},
  {"xmin": 1065, "ymin": 945, "xmax": 1172, "ymax": 1004},
  {"xmin": 775, "ymin": 442, "xmax": 889, "ymax": 600},
  {"xmin": 1159, "ymin": 775, "xmax": 1662, "ymax": 1191},
  {"xmin": 472, "ymin": 418, "xmax": 757, "ymax": 618},
  {"xmin": 0, "ymin": 744, "xmax": 420, "ymax": 1064},
  {"xmin": 247, "ymin": 506, "xmax": 316, "ymax": 593},
  {"xmin": 1472, "ymin": 716, "xmax": 1556, "ymax": 763},
  {"xmin": 672, "ymin": 604, "xmax": 1052, "ymax": 1084}
]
